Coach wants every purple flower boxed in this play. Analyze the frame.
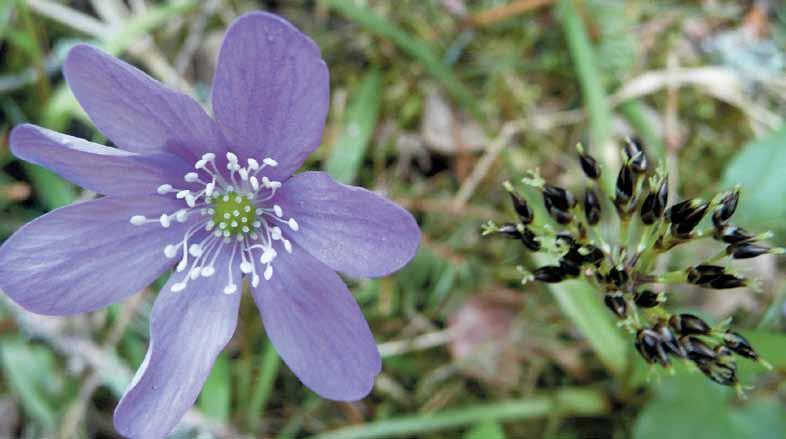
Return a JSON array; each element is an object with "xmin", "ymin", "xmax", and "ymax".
[{"xmin": 0, "ymin": 12, "xmax": 420, "ymax": 438}]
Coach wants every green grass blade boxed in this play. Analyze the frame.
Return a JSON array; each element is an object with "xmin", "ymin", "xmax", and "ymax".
[
  {"xmin": 245, "ymin": 339, "xmax": 282, "ymax": 430},
  {"xmin": 325, "ymin": 68, "xmax": 382, "ymax": 184},
  {"xmin": 325, "ymin": 0, "xmax": 480, "ymax": 120},
  {"xmin": 308, "ymin": 388, "xmax": 607, "ymax": 439},
  {"xmin": 198, "ymin": 352, "xmax": 231, "ymax": 422}
]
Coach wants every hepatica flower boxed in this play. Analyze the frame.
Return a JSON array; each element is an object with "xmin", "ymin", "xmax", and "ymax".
[{"xmin": 0, "ymin": 12, "xmax": 419, "ymax": 438}]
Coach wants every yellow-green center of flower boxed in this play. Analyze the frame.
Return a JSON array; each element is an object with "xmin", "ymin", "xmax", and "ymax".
[{"xmin": 211, "ymin": 191, "xmax": 257, "ymax": 237}]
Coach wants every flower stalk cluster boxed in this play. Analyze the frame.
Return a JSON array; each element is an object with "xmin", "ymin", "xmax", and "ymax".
[{"xmin": 484, "ymin": 138, "xmax": 783, "ymax": 392}]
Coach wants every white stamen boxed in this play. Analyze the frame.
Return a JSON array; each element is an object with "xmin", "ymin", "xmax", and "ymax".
[
  {"xmin": 271, "ymin": 227, "xmax": 282, "ymax": 240},
  {"xmin": 157, "ymin": 184, "xmax": 173, "ymax": 194},
  {"xmin": 263, "ymin": 158, "xmax": 278, "ymax": 167},
  {"xmin": 160, "ymin": 214, "xmax": 171, "ymax": 228},
  {"xmin": 288, "ymin": 218, "xmax": 299, "ymax": 231},
  {"xmin": 250, "ymin": 176, "xmax": 260, "ymax": 191},
  {"xmin": 175, "ymin": 210, "xmax": 188, "ymax": 223},
  {"xmin": 247, "ymin": 158, "xmax": 259, "ymax": 170},
  {"xmin": 273, "ymin": 205, "xmax": 283, "ymax": 217},
  {"xmin": 240, "ymin": 261, "xmax": 253, "ymax": 274},
  {"xmin": 226, "ymin": 152, "xmax": 238, "ymax": 164},
  {"xmin": 202, "ymin": 153, "xmax": 216, "ymax": 161},
  {"xmin": 188, "ymin": 244, "xmax": 203, "ymax": 257},
  {"xmin": 171, "ymin": 282, "xmax": 187, "ymax": 292},
  {"xmin": 264, "ymin": 265, "xmax": 273, "ymax": 280},
  {"xmin": 224, "ymin": 284, "xmax": 237, "ymax": 294},
  {"xmin": 201, "ymin": 266, "xmax": 215, "ymax": 277},
  {"xmin": 252, "ymin": 274, "xmax": 260, "ymax": 288},
  {"xmin": 164, "ymin": 244, "xmax": 178, "ymax": 258},
  {"xmin": 130, "ymin": 215, "xmax": 147, "ymax": 226},
  {"xmin": 184, "ymin": 172, "xmax": 199, "ymax": 182},
  {"xmin": 283, "ymin": 239, "xmax": 292, "ymax": 253}
]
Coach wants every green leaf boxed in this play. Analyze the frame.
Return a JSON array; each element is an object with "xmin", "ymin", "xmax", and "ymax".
[
  {"xmin": 325, "ymin": 0, "xmax": 480, "ymax": 120},
  {"xmin": 198, "ymin": 352, "xmax": 231, "ymax": 422},
  {"xmin": 0, "ymin": 337, "xmax": 58, "ymax": 431},
  {"xmin": 325, "ymin": 68, "xmax": 381, "ymax": 184},
  {"xmin": 464, "ymin": 421, "xmax": 506, "ymax": 439},
  {"xmin": 245, "ymin": 339, "xmax": 281, "ymax": 430},
  {"xmin": 722, "ymin": 125, "xmax": 786, "ymax": 244}
]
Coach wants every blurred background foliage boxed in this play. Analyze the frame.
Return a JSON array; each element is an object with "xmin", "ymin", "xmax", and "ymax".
[{"xmin": 1, "ymin": 0, "xmax": 786, "ymax": 438}]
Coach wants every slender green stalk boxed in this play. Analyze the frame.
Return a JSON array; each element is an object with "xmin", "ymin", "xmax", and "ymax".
[
  {"xmin": 309, "ymin": 388, "xmax": 607, "ymax": 439},
  {"xmin": 619, "ymin": 100, "xmax": 666, "ymax": 161},
  {"xmin": 245, "ymin": 340, "xmax": 281, "ymax": 430}
]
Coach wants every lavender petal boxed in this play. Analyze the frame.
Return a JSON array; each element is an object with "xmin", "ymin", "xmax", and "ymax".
[
  {"xmin": 211, "ymin": 12, "xmax": 329, "ymax": 180},
  {"xmin": 114, "ymin": 245, "xmax": 241, "ymax": 439},
  {"xmin": 275, "ymin": 172, "xmax": 420, "ymax": 278},
  {"xmin": 10, "ymin": 124, "xmax": 192, "ymax": 196},
  {"xmin": 0, "ymin": 196, "xmax": 193, "ymax": 315},
  {"xmin": 63, "ymin": 44, "xmax": 228, "ymax": 160},
  {"xmin": 252, "ymin": 244, "xmax": 381, "ymax": 401}
]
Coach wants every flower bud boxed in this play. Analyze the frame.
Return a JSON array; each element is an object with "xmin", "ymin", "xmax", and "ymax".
[
  {"xmin": 533, "ymin": 266, "xmax": 566, "ymax": 283},
  {"xmin": 624, "ymin": 137, "xmax": 648, "ymax": 173},
  {"xmin": 727, "ymin": 243, "xmax": 771, "ymax": 259},
  {"xmin": 519, "ymin": 226, "xmax": 541, "ymax": 251},
  {"xmin": 636, "ymin": 329, "xmax": 669, "ymax": 365},
  {"xmin": 708, "ymin": 273, "xmax": 747, "ymax": 289},
  {"xmin": 583, "ymin": 188, "xmax": 601, "ymax": 225},
  {"xmin": 654, "ymin": 322, "xmax": 687, "ymax": 358},
  {"xmin": 578, "ymin": 150, "xmax": 601, "ymax": 180},
  {"xmin": 723, "ymin": 331, "xmax": 758, "ymax": 360},
  {"xmin": 494, "ymin": 223, "xmax": 522, "ymax": 239},
  {"xmin": 509, "ymin": 192, "xmax": 533, "ymax": 225},
  {"xmin": 604, "ymin": 292, "xmax": 627, "ymax": 318},
  {"xmin": 669, "ymin": 313, "xmax": 711, "ymax": 335},
  {"xmin": 614, "ymin": 164, "xmax": 636, "ymax": 214},
  {"xmin": 634, "ymin": 290, "xmax": 660, "ymax": 308},
  {"xmin": 542, "ymin": 184, "xmax": 575, "ymax": 225},
  {"xmin": 713, "ymin": 224, "xmax": 755, "ymax": 244},
  {"xmin": 680, "ymin": 336, "xmax": 717, "ymax": 363},
  {"xmin": 687, "ymin": 264, "xmax": 726, "ymax": 285},
  {"xmin": 712, "ymin": 188, "xmax": 740, "ymax": 227}
]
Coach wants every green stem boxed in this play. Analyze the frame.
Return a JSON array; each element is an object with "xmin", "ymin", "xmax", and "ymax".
[
  {"xmin": 245, "ymin": 340, "xmax": 281, "ymax": 430},
  {"xmin": 308, "ymin": 388, "xmax": 608, "ymax": 439},
  {"xmin": 654, "ymin": 270, "xmax": 688, "ymax": 284}
]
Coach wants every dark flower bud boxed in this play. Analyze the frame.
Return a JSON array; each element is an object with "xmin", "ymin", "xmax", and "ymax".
[
  {"xmin": 665, "ymin": 199, "xmax": 704, "ymax": 224},
  {"xmin": 634, "ymin": 290, "xmax": 660, "ymax": 308},
  {"xmin": 580, "ymin": 245, "xmax": 604, "ymax": 266},
  {"xmin": 579, "ymin": 151, "xmax": 601, "ymax": 180},
  {"xmin": 583, "ymin": 188, "xmax": 601, "ymax": 225},
  {"xmin": 542, "ymin": 184, "xmax": 576, "ymax": 212},
  {"xmin": 519, "ymin": 226, "xmax": 541, "ymax": 251},
  {"xmin": 723, "ymin": 331, "xmax": 758, "ymax": 360},
  {"xmin": 640, "ymin": 192, "xmax": 658, "ymax": 225},
  {"xmin": 680, "ymin": 336, "xmax": 717, "ymax": 363},
  {"xmin": 713, "ymin": 224, "xmax": 755, "ymax": 245},
  {"xmin": 708, "ymin": 273, "xmax": 747, "ymax": 289},
  {"xmin": 533, "ymin": 266, "xmax": 566, "ymax": 283},
  {"xmin": 669, "ymin": 313, "xmax": 711, "ymax": 335},
  {"xmin": 614, "ymin": 164, "xmax": 636, "ymax": 213},
  {"xmin": 686, "ymin": 265, "xmax": 726, "ymax": 285},
  {"xmin": 604, "ymin": 292, "xmax": 627, "ymax": 318},
  {"xmin": 727, "ymin": 243, "xmax": 771, "ymax": 259},
  {"xmin": 636, "ymin": 329, "xmax": 669, "ymax": 365},
  {"xmin": 654, "ymin": 322, "xmax": 687, "ymax": 358},
  {"xmin": 494, "ymin": 223, "xmax": 522, "ymax": 240},
  {"xmin": 558, "ymin": 258, "xmax": 581, "ymax": 277},
  {"xmin": 624, "ymin": 137, "xmax": 648, "ymax": 173},
  {"xmin": 712, "ymin": 188, "xmax": 740, "ymax": 227},
  {"xmin": 671, "ymin": 201, "xmax": 709, "ymax": 238},
  {"xmin": 509, "ymin": 192, "xmax": 534, "ymax": 225},
  {"xmin": 698, "ymin": 360, "xmax": 737, "ymax": 386},
  {"xmin": 656, "ymin": 179, "xmax": 669, "ymax": 215},
  {"xmin": 607, "ymin": 266, "xmax": 628, "ymax": 287}
]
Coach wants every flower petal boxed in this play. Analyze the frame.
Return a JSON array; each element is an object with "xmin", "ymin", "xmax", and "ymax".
[
  {"xmin": 252, "ymin": 245, "xmax": 381, "ymax": 401},
  {"xmin": 212, "ymin": 12, "xmax": 329, "ymax": 180},
  {"xmin": 114, "ymin": 246, "xmax": 240, "ymax": 439},
  {"xmin": 10, "ymin": 124, "xmax": 191, "ymax": 196},
  {"xmin": 63, "ymin": 44, "xmax": 227, "ymax": 159},
  {"xmin": 274, "ymin": 172, "xmax": 420, "ymax": 278},
  {"xmin": 0, "ymin": 196, "xmax": 193, "ymax": 315}
]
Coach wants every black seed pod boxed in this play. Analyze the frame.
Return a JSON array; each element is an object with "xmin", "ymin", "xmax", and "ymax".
[
  {"xmin": 533, "ymin": 266, "xmax": 566, "ymax": 283},
  {"xmin": 614, "ymin": 164, "xmax": 636, "ymax": 212},
  {"xmin": 665, "ymin": 199, "xmax": 703, "ymax": 224},
  {"xmin": 654, "ymin": 322, "xmax": 687, "ymax": 358},
  {"xmin": 669, "ymin": 313, "xmax": 711, "ymax": 335},
  {"xmin": 723, "ymin": 331, "xmax": 758, "ymax": 360},
  {"xmin": 671, "ymin": 201, "xmax": 709, "ymax": 238},
  {"xmin": 607, "ymin": 266, "xmax": 628, "ymax": 288},
  {"xmin": 712, "ymin": 189, "xmax": 740, "ymax": 227},
  {"xmin": 519, "ymin": 227, "xmax": 541, "ymax": 251},
  {"xmin": 699, "ymin": 360, "xmax": 738, "ymax": 386},
  {"xmin": 636, "ymin": 329, "xmax": 669, "ymax": 365},
  {"xmin": 727, "ymin": 243, "xmax": 770, "ymax": 259},
  {"xmin": 579, "ymin": 151, "xmax": 601, "ymax": 180},
  {"xmin": 542, "ymin": 184, "xmax": 576, "ymax": 212},
  {"xmin": 634, "ymin": 290, "xmax": 660, "ymax": 308},
  {"xmin": 604, "ymin": 292, "xmax": 627, "ymax": 318},
  {"xmin": 656, "ymin": 179, "xmax": 669, "ymax": 215},
  {"xmin": 624, "ymin": 137, "xmax": 648, "ymax": 173},
  {"xmin": 681, "ymin": 336, "xmax": 717, "ymax": 363},
  {"xmin": 713, "ymin": 224, "xmax": 755, "ymax": 244},
  {"xmin": 640, "ymin": 192, "xmax": 658, "ymax": 225},
  {"xmin": 580, "ymin": 245, "xmax": 604, "ymax": 266},
  {"xmin": 509, "ymin": 192, "xmax": 534, "ymax": 224},
  {"xmin": 583, "ymin": 188, "xmax": 601, "ymax": 225},
  {"xmin": 558, "ymin": 258, "xmax": 581, "ymax": 277},
  {"xmin": 687, "ymin": 265, "xmax": 726, "ymax": 285},
  {"xmin": 495, "ymin": 223, "xmax": 522, "ymax": 239},
  {"xmin": 708, "ymin": 273, "xmax": 747, "ymax": 289}
]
